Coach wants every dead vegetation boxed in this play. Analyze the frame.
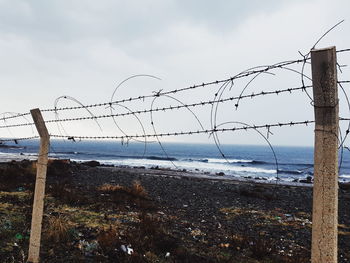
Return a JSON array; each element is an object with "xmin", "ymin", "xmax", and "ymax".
[
  {"xmin": 43, "ymin": 214, "xmax": 72, "ymax": 243},
  {"xmin": 97, "ymin": 181, "xmax": 155, "ymax": 211},
  {"xmin": 98, "ymin": 180, "xmax": 149, "ymax": 200}
]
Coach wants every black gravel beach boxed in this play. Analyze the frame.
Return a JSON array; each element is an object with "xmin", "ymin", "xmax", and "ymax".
[{"xmin": 0, "ymin": 160, "xmax": 349, "ymax": 262}]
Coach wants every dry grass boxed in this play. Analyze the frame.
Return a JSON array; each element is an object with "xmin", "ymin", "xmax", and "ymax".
[
  {"xmin": 98, "ymin": 184, "xmax": 124, "ymax": 192},
  {"xmin": 97, "ymin": 181, "xmax": 154, "ymax": 210},
  {"xmin": 130, "ymin": 180, "xmax": 148, "ymax": 199},
  {"xmin": 98, "ymin": 181, "xmax": 148, "ymax": 199},
  {"xmin": 44, "ymin": 215, "xmax": 71, "ymax": 243}
]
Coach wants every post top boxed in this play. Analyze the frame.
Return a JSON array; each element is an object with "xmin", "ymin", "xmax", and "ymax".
[
  {"xmin": 311, "ymin": 46, "xmax": 336, "ymax": 52},
  {"xmin": 30, "ymin": 108, "xmax": 40, "ymax": 113},
  {"xmin": 30, "ymin": 108, "xmax": 50, "ymax": 138}
]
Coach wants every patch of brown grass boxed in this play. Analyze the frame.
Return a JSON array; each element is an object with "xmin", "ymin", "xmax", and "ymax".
[
  {"xmin": 98, "ymin": 181, "xmax": 148, "ymax": 199},
  {"xmin": 98, "ymin": 184, "xmax": 124, "ymax": 192},
  {"xmin": 44, "ymin": 215, "xmax": 72, "ymax": 243},
  {"xmin": 97, "ymin": 181, "xmax": 154, "ymax": 210},
  {"xmin": 130, "ymin": 181, "xmax": 148, "ymax": 199}
]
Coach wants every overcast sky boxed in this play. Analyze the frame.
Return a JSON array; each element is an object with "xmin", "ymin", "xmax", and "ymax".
[{"xmin": 0, "ymin": 0, "xmax": 350, "ymax": 146}]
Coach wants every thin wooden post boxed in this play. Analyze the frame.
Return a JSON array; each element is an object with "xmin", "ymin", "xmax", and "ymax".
[
  {"xmin": 27, "ymin": 109, "xmax": 50, "ymax": 263},
  {"xmin": 311, "ymin": 46, "xmax": 339, "ymax": 263}
]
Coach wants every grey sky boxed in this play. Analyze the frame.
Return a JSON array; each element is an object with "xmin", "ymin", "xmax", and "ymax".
[{"xmin": 0, "ymin": 0, "xmax": 349, "ymax": 146}]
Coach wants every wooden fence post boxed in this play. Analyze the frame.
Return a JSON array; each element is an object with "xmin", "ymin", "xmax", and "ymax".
[
  {"xmin": 27, "ymin": 109, "xmax": 50, "ymax": 263},
  {"xmin": 311, "ymin": 46, "xmax": 339, "ymax": 263}
]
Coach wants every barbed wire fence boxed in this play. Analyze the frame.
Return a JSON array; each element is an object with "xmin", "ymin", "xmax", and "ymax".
[
  {"xmin": 0, "ymin": 36, "xmax": 347, "ymax": 182},
  {"xmin": 0, "ymin": 48, "xmax": 349, "ymax": 180}
]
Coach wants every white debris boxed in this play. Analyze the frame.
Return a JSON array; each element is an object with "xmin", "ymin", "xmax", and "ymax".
[{"xmin": 121, "ymin": 244, "xmax": 134, "ymax": 255}]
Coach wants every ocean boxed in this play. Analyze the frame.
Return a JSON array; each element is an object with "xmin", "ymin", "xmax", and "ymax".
[{"xmin": 1, "ymin": 140, "xmax": 350, "ymax": 183}]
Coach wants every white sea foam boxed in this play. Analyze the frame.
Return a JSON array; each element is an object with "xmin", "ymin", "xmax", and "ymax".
[
  {"xmin": 71, "ymin": 157, "xmax": 277, "ymax": 177},
  {"xmin": 0, "ymin": 152, "xmax": 18, "ymax": 157},
  {"xmin": 0, "ymin": 152, "xmax": 37, "ymax": 161},
  {"xmin": 206, "ymin": 158, "xmax": 254, "ymax": 164}
]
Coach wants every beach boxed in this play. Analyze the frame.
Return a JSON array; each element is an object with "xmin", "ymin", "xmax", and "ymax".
[{"xmin": 0, "ymin": 160, "xmax": 349, "ymax": 262}]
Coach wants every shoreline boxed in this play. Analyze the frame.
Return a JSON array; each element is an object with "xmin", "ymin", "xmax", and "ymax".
[
  {"xmin": 4, "ymin": 157, "xmax": 350, "ymax": 188},
  {"xmin": 98, "ymin": 165, "xmax": 316, "ymax": 188},
  {"xmin": 0, "ymin": 158, "xmax": 318, "ymax": 187}
]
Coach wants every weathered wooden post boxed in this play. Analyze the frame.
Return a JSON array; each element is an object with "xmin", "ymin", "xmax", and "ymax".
[
  {"xmin": 27, "ymin": 109, "xmax": 50, "ymax": 263},
  {"xmin": 311, "ymin": 46, "xmax": 339, "ymax": 263}
]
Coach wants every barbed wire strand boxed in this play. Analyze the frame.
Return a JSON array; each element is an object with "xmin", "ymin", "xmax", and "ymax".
[
  {"xmin": 48, "ymin": 120, "xmax": 315, "ymax": 141},
  {"xmin": 45, "ymin": 85, "xmax": 313, "ymax": 126},
  {"xmin": 0, "ymin": 84, "xmax": 313, "ymax": 130}
]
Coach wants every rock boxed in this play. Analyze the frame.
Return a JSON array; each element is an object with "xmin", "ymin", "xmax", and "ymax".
[
  {"xmin": 340, "ymin": 182, "xmax": 350, "ymax": 191},
  {"xmin": 299, "ymin": 180, "xmax": 310, "ymax": 184},
  {"xmin": 216, "ymin": 172, "xmax": 225, "ymax": 176},
  {"xmin": 300, "ymin": 176, "xmax": 312, "ymax": 184},
  {"xmin": 82, "ymin": 161, "xmax": 100, "ymax": 167},
  {"xmin": 100, "ymin": 164, "xmax": 114, "ymax": 167},
  {"xmin": 48, "ymin": 159, "xmax": 71, "ymax": 176}
]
